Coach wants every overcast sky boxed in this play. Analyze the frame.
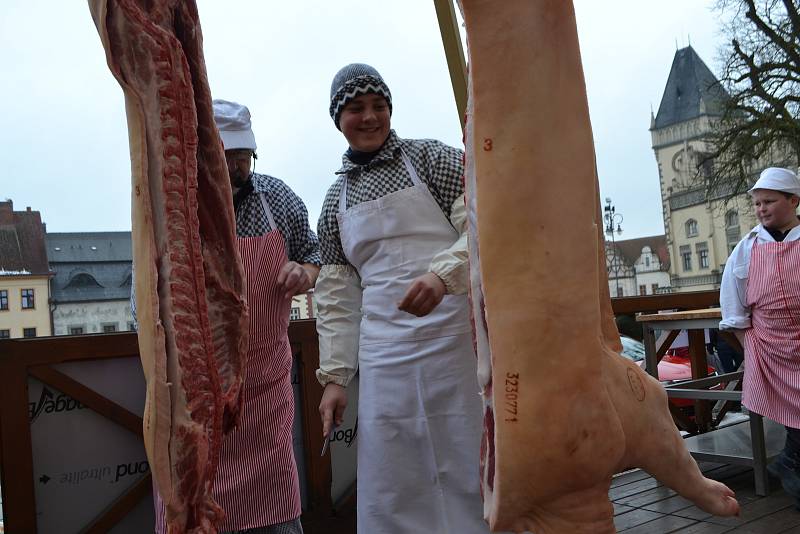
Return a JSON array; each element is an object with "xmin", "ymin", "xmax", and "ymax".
[{"xmin": 0, "ymin": 1, "xmax": 725, "ymax": 240}]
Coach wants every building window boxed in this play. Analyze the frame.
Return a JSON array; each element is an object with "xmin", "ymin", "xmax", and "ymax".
[
  {"xmin": 651, "ymin": 284, "xmax": 659, "ymax": 293},
  {"xmin": 0, "ymin": 329, "xmax": 10, "ymax": 339},
  {"xmin": 69, "ymin": 326, "xmax": 84, "ymax": 335},
  {"xmin": 23, "ymin": 327, "xmax": 36, "ymax": 338},
  {"xmin": 127, "ymin": 322, "xmax": 136, "ymax": 331},
  {"xmin": 726, "ymin": 225, "xmax": 741, "ymax": 254},
  {"xmin": 21, "ymin": 288, "xmax": 35, "ymax": 309},
  {"xmin": 616, "ymin": 286, "xmax": 624, "ymax": 298},
  {"xmin": 725, "ymin": 210, "xmax": 739, "ymax": 229},
  {"xmin": 680, "ymin": 245, "xmax": 692, "ymax": 271},
  {"xmin": 102, "ymin": 323, "xmax": 118, "ymax": 333},
  {"xmin": 644, "ymin": 256, "xmax": 651, "ymax": 268},
  {"xmin": 0, "ymin": 289, "xmax": 7, "ymax": 310},
  {"xmin": 685, "ymin": 219, "xmax": 699, "ymax": 238},
  {"xmin": 289, "ymin": 307, "xmax": 301, "ymax": 321},
  {"xmin": 639, "ymin": 285, "xmax": 647, "ymax": 296},
  {"xmin": 696, "ymin": 242, "xmax": 709, "ymax": 269}
]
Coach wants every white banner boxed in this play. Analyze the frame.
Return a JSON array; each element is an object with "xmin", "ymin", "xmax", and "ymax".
[
  {"xmin": 330, "ymin": 373, "xmax": 358, "ymax": 504},
  {"xmin": 28, "ymin": 357, "xmax": 152, "ymax": 533}
]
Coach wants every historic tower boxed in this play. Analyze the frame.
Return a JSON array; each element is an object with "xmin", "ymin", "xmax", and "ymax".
[{"xmin": 650, "ymin": 46, "xmax": 756, "ymax": 292}]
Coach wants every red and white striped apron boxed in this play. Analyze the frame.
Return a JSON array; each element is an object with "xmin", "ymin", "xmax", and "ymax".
[
  {"xmin": 156, "ymin": 193, "xmax": 301, "ymax": 532},
  {"xmin": 743, "ymin": 239, "xmax": 800, "ymax": 428}
]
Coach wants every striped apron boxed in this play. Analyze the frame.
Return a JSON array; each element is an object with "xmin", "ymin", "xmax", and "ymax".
[
  {"xmin": 155, "ymin": 193, "xmax": 302, "ymax": 532},
  {"xmin": 743, "ymin": 239, "xmax": 800, "ymax": 428}
]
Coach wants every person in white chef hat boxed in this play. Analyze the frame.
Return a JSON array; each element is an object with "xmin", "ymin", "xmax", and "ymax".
[
  {"xmin": 720, "ymin": 166, "xmax": 800, "ymax": 509},
  {"xmin": 151, "ymin": 99, "xmax": 320, "ymax": 534}
]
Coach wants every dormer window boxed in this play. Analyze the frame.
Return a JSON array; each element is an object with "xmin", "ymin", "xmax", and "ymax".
[{"xmin": 64, "ymin": 273, "xmax": 103, "ymax": 289}]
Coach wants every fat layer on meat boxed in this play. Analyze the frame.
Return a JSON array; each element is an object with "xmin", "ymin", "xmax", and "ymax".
[{"xmin": 88, "ymin": 1, "xmax": 248, "ymax": 531}]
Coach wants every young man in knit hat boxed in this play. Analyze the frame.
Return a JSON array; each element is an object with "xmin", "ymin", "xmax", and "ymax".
[
  {"xmin": 720, "ymin": 166, "xmax": 800, "ymax": 509},
  {"xmin": 150, "ymin": 99, "xmax": 320, "ymax": 534},
  {"xmin": 315, "ymin": 63, "xmax": 490, "ymax": 532}
]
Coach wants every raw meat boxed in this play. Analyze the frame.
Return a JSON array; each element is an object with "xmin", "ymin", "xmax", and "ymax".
[
  {"xmin": 460, "ymin": 1, "xmax": 740, "ymax": 532},
  {"xmin": 88, "ymin": 0, "xmax": 248, "ymax": 531}
]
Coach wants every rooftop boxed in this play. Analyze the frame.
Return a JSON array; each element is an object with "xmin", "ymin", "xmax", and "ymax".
[
  {"xmin": 609, "ymin": 235, "xmax": 671, "ymax": 271},
  {"xmin": 0, "ymin": 200, "xmax": 50, "ymax": 276},
  {"xmin": 46, "ymin": 231, "xmax": 133, "ymax": 303},
  {"xmin": 46, "ymin": 232, "xmax": 132, "ymax": 263},
  {"xmin": 653, "ymin": 46, "xmax": 729, "ymax": 130}
]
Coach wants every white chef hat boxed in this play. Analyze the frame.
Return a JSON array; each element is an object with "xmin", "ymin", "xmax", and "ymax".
[
  {"xmin": 748, "ymin": 167, "xmax": 800, "ymax": 196},
  {"xmin": 212, "ymin": 99, "xmax": 257, "ymax": 151}
]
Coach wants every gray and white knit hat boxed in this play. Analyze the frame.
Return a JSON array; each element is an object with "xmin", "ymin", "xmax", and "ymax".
[{"xmin": 329, "ymin": 63, "xmax": 392, "ymax": 130}]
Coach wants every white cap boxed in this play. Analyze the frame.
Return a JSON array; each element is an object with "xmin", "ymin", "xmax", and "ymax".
[
  {"xmin": 212, "ymin": 99, "xmax": 257, "ymax": 151},
  {"xmin": 748, "ymin": 167, "xmax": 800, "ymax": 196}
]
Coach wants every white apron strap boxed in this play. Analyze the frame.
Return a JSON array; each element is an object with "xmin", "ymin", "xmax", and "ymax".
[
  {"xmin": 399, "ymin": 148, "xmax": 422, "ymax": 186},
  {"xmin": 338, "ymin": 148, "xmax": 422, "ymax": 214},
  {"xmin": 339, "ymin": 175, "xmax": 348, "ymax": 214},
  {"xmin": 258, "ymin": 192, "xmax": 278, "ymax": 232}
]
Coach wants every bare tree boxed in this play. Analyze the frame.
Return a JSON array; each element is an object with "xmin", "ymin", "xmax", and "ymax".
[{"xmin": 704, "ymin": 0, "xmax": 800, "ymax": 198}]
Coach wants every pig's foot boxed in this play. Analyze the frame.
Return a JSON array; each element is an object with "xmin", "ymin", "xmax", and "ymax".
[
  {"xmin": 683, "ymin": 478, "xmax": 740, "ymax": 517},
  {"xmin": 614, "ymin": 359, "xmax": 740, "ymax": 517}
]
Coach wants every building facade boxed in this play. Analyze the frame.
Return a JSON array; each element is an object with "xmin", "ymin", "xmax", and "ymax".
[
  {"xmin": 650, "ymin": 46, "xmax": 758, "ymax": 293},
  {"xmin": 46, "ymin": 232, "xmax": 135, "ymax": 335},
  {"xmin": 291, "ymin": 291, "xmax": 315, "ymax": 320},
  {"xmin": 606, "ymin": 235, "xmax": 672, "ymax": 297},
  {"xmin": 0, "ymin": 200, "xmax": 53, "ymax": 338}
]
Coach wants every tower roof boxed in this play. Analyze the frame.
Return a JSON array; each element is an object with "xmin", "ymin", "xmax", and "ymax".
[{"xmin": 653, "ymin": 46, "xmax": 729, "ymax": 130}]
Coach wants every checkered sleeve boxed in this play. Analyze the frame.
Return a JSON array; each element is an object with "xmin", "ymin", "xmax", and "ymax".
[
  {"xmin": 243, "ymin": 174, "xmax": 321, "ymax": 265},
  {"xmin": 412, "ymin": 139, "xmax": 464, "ymax": 219},
  {"xmin": 275, "ymin": 181, "xmax": 322, "ymax": 266},
  {"xmin": 318, "ymin": 177, "xmax": 350, "ymax": 266}
]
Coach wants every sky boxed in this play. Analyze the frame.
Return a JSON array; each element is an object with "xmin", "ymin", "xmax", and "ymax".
[{"xmin": 0, "ymin": 1, "xmax": 726, "ymax": 240}]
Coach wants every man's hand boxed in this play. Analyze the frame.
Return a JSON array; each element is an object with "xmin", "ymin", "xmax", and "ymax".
[
  {"xmin": 319, "ymin": 383, "xmax": 347, "ymax": 438},
  {"xmin": 277, "ymin": 261, "xmax": 313, "ymax": 300},
  {"xmin": 398, "ymin": 272, "xmax": 446, "ymax": 317}
]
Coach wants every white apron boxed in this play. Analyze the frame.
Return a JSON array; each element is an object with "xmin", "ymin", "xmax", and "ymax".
[{"xmin": 337, "ymin": 150, "xmax": 488, "ymax": 533}]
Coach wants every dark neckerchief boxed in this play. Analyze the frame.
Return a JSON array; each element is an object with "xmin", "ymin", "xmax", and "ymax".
[
  {"xmin": 346, "ymin": 147, "xmax": 381, "ymax": 165},
  {"xmin": 233, "ymin": 178, "xmax": 255, "ymax": 213},
  {"xmin": 766, "ymin": 227, "xmax": 789, "ymax": 242},
  {"xmin": 765, "ymin": 218, "xmax": 800, "ymax": 242}
]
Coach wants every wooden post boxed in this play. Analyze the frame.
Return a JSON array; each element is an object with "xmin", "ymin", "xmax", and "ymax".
[
  {"xmin": 0, "ymin": 358, "xmax": 38, "ymax": 532},
  {"xmin": 433, "ymin": 0, "xmax": 468, "ymax": 130},
  {"xmin": 688, "ymin": 329, "xmax": 711, "ymax": 431}
]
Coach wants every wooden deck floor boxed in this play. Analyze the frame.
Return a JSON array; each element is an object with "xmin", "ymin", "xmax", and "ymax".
[
  {"xmin": 612, "ymin": 462, "xmax": 800, "ymax": 533},
  {"xmin": 304, "ymin": 462, "xmax": 800, "ymax": 533}
]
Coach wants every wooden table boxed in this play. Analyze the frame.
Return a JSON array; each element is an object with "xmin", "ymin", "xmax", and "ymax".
[
  {"xmin": 637, "ymin": 308, "xmax": 722, "ymax": 432},
  {"xmin": 635, "ymin": 309, "xmax": 783, "ymax": 495}
]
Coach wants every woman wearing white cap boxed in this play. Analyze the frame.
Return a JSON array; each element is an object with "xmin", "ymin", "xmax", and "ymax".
[
  {"xmin": 314, "ymin": 63, "xmax": 489, "ymax": 532},
  {"xmin": 720, "ymin": 166, "xmax": 800, "ymax": 508},
  {"xmin": 151, "ymin": 99, "xmax": 320, "ymax": 534}
]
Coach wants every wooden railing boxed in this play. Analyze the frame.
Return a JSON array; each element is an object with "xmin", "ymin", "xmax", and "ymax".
[
  {"xmin": 610, "ymin": 290, "xmax": 719, "ymax": 315},
  {"xmin": 0, "ymin": 333, "xmax": 144, "ymax": 533},
  {"xmin": 0, "ymin": 321, "xmax": 344, "ymax": 534},
  {"xmin": 0, "ymin": 291, "xmax": 719, "ymax": 533}
]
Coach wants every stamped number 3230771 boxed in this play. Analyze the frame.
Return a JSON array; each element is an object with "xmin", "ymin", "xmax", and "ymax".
[{"xmin": 504, "ymin": 372, "xmax": 519, "ymax": 423}]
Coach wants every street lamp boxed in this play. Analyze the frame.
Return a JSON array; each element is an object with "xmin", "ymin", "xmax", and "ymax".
[{"xmin": 604, "ymin": 197, "xmax": 624, "ymax": 296}]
